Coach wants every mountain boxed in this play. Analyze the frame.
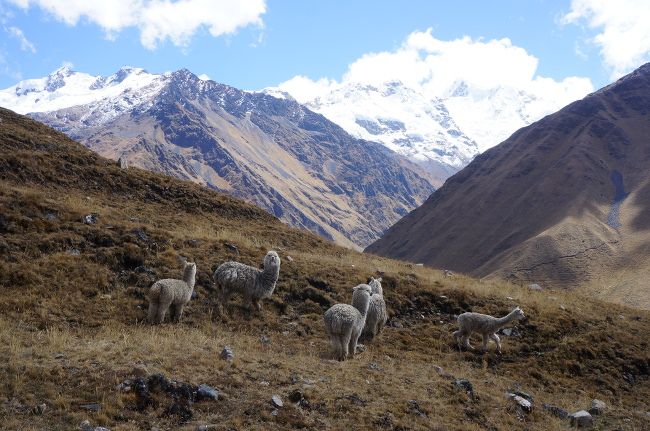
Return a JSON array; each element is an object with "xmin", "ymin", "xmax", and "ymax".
[
  {"xmin": 274, "ymin": 76, "xmax": 590, "ymax": 182},
  {"xmin": 366, "ymin": 63, "xmax": 650, "ymax": 309},
  {"xmin": 0, "ymin": 66, "xmax": 435, "ymax": 249},
  {"xmin": 1, "ymin": 107, "xmax": 649, "ymax": 430},
  {"xmin": 266, "ymin": 81, "xmax": 479, "ymax": 184}
]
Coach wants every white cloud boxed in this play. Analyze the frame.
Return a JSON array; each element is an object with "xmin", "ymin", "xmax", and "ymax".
[
  {"xmin": 6, "ymin": 26, "xmax": 36, "ymax": 53},
  {"xmin": 562, "ymin": 0, "xmax": 650, "ymax": 79},
  {"xmin": 7, "ymin": 0, "xmax": 266, "ymax": 49},
  {"xmin": 279, "ymin": 29, "xmax": 592, "ymax": 106}
]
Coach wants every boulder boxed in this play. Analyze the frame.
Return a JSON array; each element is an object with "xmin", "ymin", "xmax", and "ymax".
[
  {"xmin": 569, "ymin": 410, "xmax": 593, "ymax": 428},
  {"xmin": 588, "ymin": 399, "xmax": 606, "ymax": 415}
]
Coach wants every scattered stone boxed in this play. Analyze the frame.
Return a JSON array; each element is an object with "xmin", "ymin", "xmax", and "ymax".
[
  {"xmin": 33, "ymin": 403, "xmax": 47, "ymax": 415},
  {"xmin": 288, "ymin": 389, "xmax": 304, "ymax": 403},
  {"xmin": 391, "ymin": 321, "xmax": 403, "ymax": 328},
  {"xmin": 368, "ymin": 362, "xmax": 381, "ymax": 371},
  {"xmin": 132, "ymin": 364, "xmax": 149, "ymax": 378},
  {"xmin": 80, "ymin": 419, "xmax": 110, "ymax": 431},
  {"xmin": 79, "ymin": 403, "xmax": 101, "ymax": 412},
  {"xmin": 260, "ymin": 334, "xmax": 271, "ymax": 344},
  {"xmin": 116, "ymin": 379, "xmax": 132, "ymax": 392},
  {"xmin": 44, "ymin": 211, "xmax": 57, "ymax": 221},
  {"xmin": 560, "ymin": 305, "xmax": 566, "ymax": 311},
  {"xmin": 271, "ymin": 409, "xmax": 279, "ymax": 416},
  {"xmin": 132, "ymin": 228, "xmax": 148, "ymax": 242},
  {"xmin": 271, "ymin": 395, "xmax": 283, "ymax": 408},
  {"xmin": 350, "ymin": 264, "xmax": 355, "ymax": 268},
  {"xmin": 506, "ymin": 296, "xmax": 514, "ymax": 300},
  {"xmin": 224, "ymin": 242, "xmax": 239, "ymax": 254},
  {"xmin": 432, "ymin": 365, "xmax": 444, "ymax": 375},
  {"xmin": 452, "ymin": 379, "xmax": 474, "ymax": 398},
  {"xmin": 508, "ymin": 393, "xmax": 532, "ymax": 413},
  {"xmin": 588, "ymin": 399, "xmax": 606, "ymax": 415},
  {"xmin": 439, "ymin": 295, "xmax": 448, "ymax": 300},
  {"xmin": 543, "ymin": 403, "xmax": 568, "ymax": 419},
  {"xmin": 355, "ymin": 344, "xmax": 365, "ymax": 353},
  {"xmin": 82, "ymin": 214, "xmax": 98, "ymax": 224},
  {"xmin": 510, "ymin": 390, "xmax": 533, "ymax": 403},
  {"xmin": 415, "ymin": 263, "xmax": 424, "ymax": 267},
  {"xmin": 259, "ymin": 381, "xmax": 270, "ymax": 386},
  {"xmin": 220, "ymin": 346, "xmax": 234, "ymax": 361},
  {"xmin": 501, "ymin": 328, "xmax": 513, "ymax": 336},
  {"xmin": 569, "ymin": 410, "xmax": 593, "ymax": 428},
  {"xmin": 285, "ymin": 255, "xmax": 294, "ymax": 262},
  {"xmin": 196, "ymin": 384, "xmax": 219, "ymax": 401},
  {"xmin": 54, "ymin": 353, "xmax": 65, "ymax": 359},
  {"xmin": 528, "ymin": 283, "xmax": 542, "ymax": 291},
  {"xmin": 444, "ymin": 270, "xmax": 454, "ymax": 277},
  {"xmin": 407, "ymin": 400, "xmax": 428, "ymax": 417},
  {"xmin": 374, "ymin": 412, "xmax": 395, "ymax": 429}
]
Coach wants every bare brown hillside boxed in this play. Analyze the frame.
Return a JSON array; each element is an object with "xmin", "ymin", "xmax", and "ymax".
[
  {"xmin": 366, "ymin": 63, "xmax": 650, "ymax": 309},
  {"xmin": 1, "ymin": 108, "xmax": 649, "ymax": 430}
]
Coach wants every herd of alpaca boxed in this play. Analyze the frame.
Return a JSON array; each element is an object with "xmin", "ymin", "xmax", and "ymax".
[{"xmin": 147, "ymin": 251, "xmax": 525, "ymax": 361}]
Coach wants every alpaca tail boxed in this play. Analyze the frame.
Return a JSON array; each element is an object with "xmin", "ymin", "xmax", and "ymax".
[{"xmin": 147, "ymin": 282, "xmax": 162, "ymax": 323}]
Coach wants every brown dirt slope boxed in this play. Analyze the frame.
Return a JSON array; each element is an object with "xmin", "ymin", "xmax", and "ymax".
[
  {"xmin": 366, "ymin": 63, "xmax": 650, "ymax": 309},
  {"xmin": 0, "ymin": 107, "xmax": 649, "ymax": 430}
]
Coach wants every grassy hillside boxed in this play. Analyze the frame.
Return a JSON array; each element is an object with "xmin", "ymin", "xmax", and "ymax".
[{"xmin": 0, "ymin": 107, "xmax": 649, "ymax": 430}]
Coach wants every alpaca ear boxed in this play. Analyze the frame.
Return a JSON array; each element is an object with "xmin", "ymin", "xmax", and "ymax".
[{"xmin": 377, "ymin": 277, "xmax": 382, "ymax": 282}]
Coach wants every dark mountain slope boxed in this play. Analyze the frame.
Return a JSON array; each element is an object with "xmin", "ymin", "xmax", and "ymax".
[{"xmin": 367, "ymin": 63, "xmax": 650, "ymax": 308}]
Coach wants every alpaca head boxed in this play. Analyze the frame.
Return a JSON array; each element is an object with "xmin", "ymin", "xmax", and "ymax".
[
  {"xmin": 352, "ymin": 284, "xmax": 372, "ymax": 315},
  {"xmin": 183, "ymin": 262, "xmax": 197, "ymax": 285},
  {"xmin": 368, "ymin": 277, "xmax": 383, "ymax": 296},
  {"xmin": 511, "ymin": 307, "xmax": 525, "ymax": 320},
  {"xmin": 263, "ymin": 250, "xmax": 281, "ymax": 270}
]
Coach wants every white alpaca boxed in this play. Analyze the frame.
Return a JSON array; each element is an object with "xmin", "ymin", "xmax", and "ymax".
[
  {"xmin": 213, "ymin": 250, "xmax": 280, "ymax": 313},
  {"xmin": 453, "ymin": 307, "xmax": 525, "ymax": 353},
  {"xmin": 323, "ymin": 284, "xmax": 372, "ymax": 361},
  {"xmin": 147, "ymin": 261, "xmax": 197, "ymax": 324},
  {"xmin": 362, "ymin": 277, "xmax": 388, "ymax": 341}
]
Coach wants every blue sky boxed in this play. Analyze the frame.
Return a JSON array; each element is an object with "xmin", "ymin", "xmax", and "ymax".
[{"xmin": 0, "ymin": 0, "xmax": 649, "ymax": 91}]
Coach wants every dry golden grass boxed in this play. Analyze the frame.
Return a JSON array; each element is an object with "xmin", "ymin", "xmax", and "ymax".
[{"xmin": 0, "ymin": 108, "xmax": 649, "ymax": 430}]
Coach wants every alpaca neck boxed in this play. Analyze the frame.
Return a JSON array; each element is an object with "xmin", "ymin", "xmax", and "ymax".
[
  {"xmin": 262, "ymin": 264, "xmax": 280, "ymax": 283},
  {"xmin": 496, "ymin": 310, "xmax": 518, "ymax": 327},
  {"xmin": 352, "ymin": 294, "xmax": 370, "ymax": 317},
  {"xmin": 183, "ymin": 268, "xmax": 196, "ymax": 290}
]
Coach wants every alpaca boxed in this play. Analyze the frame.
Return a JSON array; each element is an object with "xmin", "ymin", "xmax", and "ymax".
[
  {"xmin": 453, "ymin": 307, "xmax": 525, "ymax": 353},
  {"xmin": 147, "ymin": 261, "xmax": 197, "ymax": 324},
  {"xmin": 323, "ymin": 284, "xmax": 372, "ymax": 361},
  {"xmin": 362, "ymin": 277, "xmax": 388, "ymax": 341},
  {"xmin": 213, "ymin": 250, "xmax": 280, "ymax": 313}
]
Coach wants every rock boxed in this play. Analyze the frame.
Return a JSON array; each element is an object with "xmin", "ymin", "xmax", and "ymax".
[
  {"xmin": 116, "ymin": 379, "xmax": 132, "ymax": 392},
  {"xmin": 355, "ymin": 344, "xmax": 365, "ymax": 353},
  {"xmin": 132, "ymin": 228, "xmax": 148, "ymax": 242},
  {"xmin": 44, "ymin": 211, "xmax": 57, "ymax": 221},
  {"xmin": 560, "ymin": 305, "xmax": 566, "ymax": 311},
  {"xmin": 54, "ymin": 353, "xmax": 65, "ymax": 359},
  {"xmin": 33, "ymin": 403, "xmax": 47, "ymax": 414},
  {"xmin": 285, "ymin": 255, "xmax": 294, "ymax": 262},
  {"xmin": 132, "ymin": 364, "xmax": 149, "ymax": 378},
  {"xmin": 588, "ymin": 399, "xmax": 606, "ymax": 415},
  {"xmin": 415, "ymin": 263, "xmax": 424, "ymax": 267},
  {"xmin": 288, "ymin": 389, "xmax": 304, "ymax": 403},
  {"xmin": 432, "ymin": 365, "xmax": 444, "ymax": 375},
  {"xmin": 220, "ymin": 346, "xmax": 234, "ymax": 361},
  {"xmin": 506, "ymin": 296, "xmax": 514, "ymax": 300},
  {"xmin": 82, "ymin": 214, "xmax": 98, "ymax": 224},
  {"xmin": 260, "ymin": 334, "xmax": 271, "ymax": 344},
  {"xmin": 118, "ymin": 157, "xmax": 129, "ymax": 169},
  {"xmin": 407, "ymin": 400, "xmax": 427, "ymax": 417},
  {"xmin": 543, "ymin": 403, "xmax": 568, "ymax": 419},
  {"xmin": 508, "ymin": 393, "xmax": 532, "ymax": 413},
  {"xmin": 259, "ymin": 381, "xmax": 270, "ymax": 386},
  {"xmin": 368, "ymin": 362, "xmax": 381, "ymax": 371},
  {"xmin": 79, "ymin": 403, "xmax": 101, "ymax": 412},
  {"xmin": 271, "ymin": 409, "xmax": 279, "ymax": 416},
  {"xmin": 501, "ymin": 328, "xmax": 513, "ymax": 336},
  {"xmin": 510, "ymin": 390, "xmax": 533, "ymax": 403},
  {"xmin": 271, "ymin": 395, "xmax": 283, "ymax": 408},
  {"xmin": 80, "ymin": 420, "xmax": 110, "ymax": 431},
  {"xmin": 569, "ymin": 410, "xmax": 593, "ymax": 428},
  {"xmin": 444, "ymin": 270, "xmax": 454, "ymax": 277},
  {"xmin": 528, "ymin": 283, "xmax": 542, "ymax": 290},
  {"xmin": 391, "ymin": 321, "xmax": 403, "ymax": 328},
  {"xmin": 439, "ymin": 295, "xmax": 448, "ymax": 300},
  {"xmin": 452, "ymin": 379, "xmax": 474, "ymax": 398},
  {"xmin": 224, "ymin": 242, "xmax": 239, "ymax": 254},
  {"xmin": 196, "ymin": 384, "xmax": 219, "ymax": 401}
]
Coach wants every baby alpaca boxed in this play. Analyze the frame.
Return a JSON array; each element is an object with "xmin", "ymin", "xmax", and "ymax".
[
  {"xmin": 213, "ymin": 250, "xmax": 280, "ymax": 313},
  {"xmin": 324, "ymin": 284, "xmax": 372, "ymax": 361},
  {"xmin": 362, "ymin": 277, "xmax": 388, "ymax": 341},
  {"xmin": 453, "ymin": 307, "xmax": 525, "ymax": 353},
  {"xmin": 147, "ymin": 261, "xmax": 197, "ymax": 324}
]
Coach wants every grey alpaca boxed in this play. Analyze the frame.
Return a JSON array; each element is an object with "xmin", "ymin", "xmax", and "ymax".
[
  {"xmin": 453, "ymin": 307, "xmax": 525, "ymax": 353},
  {"xmin": 362, "ymin": 277, "xmax": 388, "ymax": 341},
  {"xmin": 147, "ymin": 261, "xmax": 197, "ymax": 324},
  {"xmin": 323, "ymin": 284, "xmax": 372, "ymax": 361},
  {"xmin": 213, "ymin": 250, "xmax": 281, "ymax": 313}
]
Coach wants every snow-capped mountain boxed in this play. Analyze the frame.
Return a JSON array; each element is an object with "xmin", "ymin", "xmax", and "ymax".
[
  {"xmin": 0, "ymin": 66, "xmax": 435, "ymax": 249},
  {"xmin": 266, "ymin": 81, "xmax": 478, "ymax": 182},
  {"xmin": 272, "ymin": 76, "xmax": 591, "ymax": 179}
]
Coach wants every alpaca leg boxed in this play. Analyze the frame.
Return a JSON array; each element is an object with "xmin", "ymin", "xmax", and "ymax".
[
  {"xmin": 462, "ymin": 334, "xmax": 474, "ymax": 350},
  {"xmin": 490, "ymin": 333, "xmax": 501, "ymax": 353},
  {"xmin": 453, "ymin": 330, "xmax": 461, "ymax": 349},
  {"xmin": 173, "ymin": 304, "xmax": 185, "ymax": 322},
  {"xmin": 156, "ymin": 298, "xmax": 173, "ymax": 324},
  {"xmin": 348, "ymin": 330, "xmax": 361, "ymax": 359},
  {"xmin": 147, "ymin": 300, "xmax": 159, "ymax": 324},
  {"xmin": 341, "ymin": 331, "xmax": 353, "ymax": 360},
  {"xmin": 252, "ymin": 298, "xmax": 262, "ymax": 312},
  {"xmin": 481, "ymin": 334, "xmax": 489, "ymax": 352}
]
